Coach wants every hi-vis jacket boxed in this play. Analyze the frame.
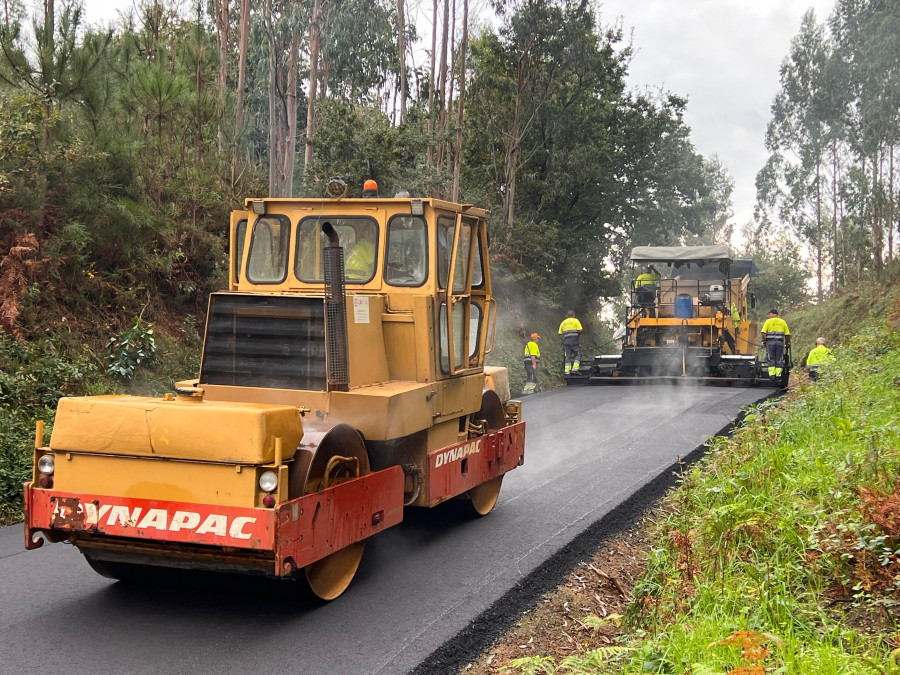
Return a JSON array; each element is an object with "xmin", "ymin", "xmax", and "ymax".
[
  {"xmin": 634, "ymin": 271, "xmax": 660, "ymax": 288},
  {"xmin": 558, "ymin": 317, "xmax": 583, "ymax": 342},
  {"xmin": 761, "ymin": 317, "xmax": 790, "ymax": 340},
  {"xmin": 806, "ymin": 344, "xmax": 834, "ymax": 367},
  {"xmin": 524, "ymin": 340, "xmax": 541, "ymax": 361}
]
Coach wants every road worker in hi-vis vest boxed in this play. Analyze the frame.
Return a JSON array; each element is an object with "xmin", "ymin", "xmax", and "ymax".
[
  {"xmin": 760, "ymin": 309, "xmax": 790, "ymax": 379},
  {"xmin": 523, "ymin": 333, "xmax": 541, "ymax": 393},
  {"xmin": 558, "ymin": 310, "xmax": 583, "ymax": 376}
]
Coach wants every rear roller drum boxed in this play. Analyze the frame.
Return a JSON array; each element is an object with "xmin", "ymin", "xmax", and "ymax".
[
  {"xmin": 289, "ymin": 423, "xmax": 370, "ymax": 601},
  {"xmin": 467, "ymin": 476, "xmax": 504, "ymax": 516}
]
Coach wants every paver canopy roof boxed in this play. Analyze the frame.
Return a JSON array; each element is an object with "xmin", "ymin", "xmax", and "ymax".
[{"xmin": 630, "ymin": 245, "xmax": 733, "ymax": 262}]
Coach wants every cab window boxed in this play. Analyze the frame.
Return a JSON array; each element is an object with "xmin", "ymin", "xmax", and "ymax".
[
  {"xmin": 246, "ymin": 215, "xmax": 290, "ymax": 283},
  {"xmin": 452, "ymin": 218, "xmax": 474, "ymax": 292},
  {"xmin": 385, "ymin": 215, "xmax": 427, "ymax": 286},
  {"xmin": 234, "ymin": 218, "xmax": 248, "ymax": 282},
  {"xmin": 472, "ymin": 233, "xmax": 484, "ymax": 288},
  {"xmin": 438, "ymin": 302, "xmax": 466, "ymax": 373},
  {"xmin": 469, "ymin": 303, "xmax": 483, "ymax": 358},
  {"xmin": 437, "ymin": 215, "xmax": 454, "ymax": 289},
  {"xmin": 295, "ymin": 216, "xmax": 379, "ymax": 283}
]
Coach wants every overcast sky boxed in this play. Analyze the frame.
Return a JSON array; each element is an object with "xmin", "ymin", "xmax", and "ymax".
[
  {"xmin": 597, "ymin": 0, "xmax": 836, "ymax": 230},
  {"xmin": 82, "ymin": 0, "xmax": 836, "ymax": 230}
]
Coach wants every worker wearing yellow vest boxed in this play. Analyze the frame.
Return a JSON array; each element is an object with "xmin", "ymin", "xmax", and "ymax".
[
  {"xmin": 730, "ymin": 301, "xmax": 741, "ymax": 334},
  {"xmin": 806, "ymin": 337, "xmax": 834, "ymax": 381},
  {"xmin": 718, "ymin": 300, "xmax": 741, "ymax": 354},
  {"xmin": 760, "ymin": 309, "xmax": 790, "ymax": 379},
  {"xmin": 558, "ymin": 310, "xmax": 583, "ymax": 375},
  {"xmin": 634, "ymin": 265, "xmax": 660, "ymax": 288},
  {"xmin": 523, "ymin": 333, "xmax": 541, "ymax": 394},
  {"xmin": 634, "ymin": 265, "xmax": 660, "ymax": 315}
]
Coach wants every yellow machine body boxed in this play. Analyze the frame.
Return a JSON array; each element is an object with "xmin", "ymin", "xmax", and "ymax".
[{"xmin": 24, "ymin": 193, "xmax": 524, "ymax": 599}]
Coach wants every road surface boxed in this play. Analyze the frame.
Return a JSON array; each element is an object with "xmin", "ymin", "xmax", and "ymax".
[{"xmin": 0, "ymin": 383, "xmax": 772, "ymax": 675}]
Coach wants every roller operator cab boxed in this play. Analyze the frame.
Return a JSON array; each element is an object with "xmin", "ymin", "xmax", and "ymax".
[
  {"xmin": 588, "ymin": 245, "xmax": 788, "ymax": 386},
  {"xmin": 24, "ymin": 185, "xmax": 525, "ymax": 600}
]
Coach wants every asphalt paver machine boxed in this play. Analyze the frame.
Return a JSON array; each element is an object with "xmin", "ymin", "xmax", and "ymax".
[{"xmin": 587, "ymin": 245, "xmax": 788, "ymax": 386}]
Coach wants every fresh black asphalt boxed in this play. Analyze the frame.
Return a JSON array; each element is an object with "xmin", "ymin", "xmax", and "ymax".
[{"xmin": 0, "ymin": 382, "xmax": 774, "ymax": 674}]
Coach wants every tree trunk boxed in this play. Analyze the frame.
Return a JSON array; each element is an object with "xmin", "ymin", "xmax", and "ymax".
[
  {"xmin": 283, "ymin": 34, "xmax": 299, "ymax": 197},
  {"xmin": 304, "ymin": 0, "xmax": 322, "ymax": 174},
  {"xmin": 426, "ymin": 0, "xmax": 437, "ymax": 170},
  {"xmin": 873, "ymin": 152, "xmax": 884, "ymax": 278},
  {"xmin": 266, "ymin": 0, "xmax": 279, "ymax": 196},
  {"xmin": 397, "ymin": 0, "xmax": 407, "ymax": 123},
  {"xmin": 435, "ymin": 0, "xmax": 450, "ymax": 177},
  {"xmin": 235, "ymin": 0, "xmax": 250, "ymax": 144},
  {"xmin": 503, "ymin": 44, "xmax": 531, "ymax": 231},
  {"xmin": 215, "ymin": 0, "xmax": 229, "ymax": 150},
  {"xmin": 889, "ymin": 143, "xmax": 895, "ymax": 261},
  {"xmin": 194, "ymin": 0, "xmax": 204, "ymax": 168},
  {"xmin": 815, "ymin": 161, "xmax": 822, "ymax": 302},
  {"xmin": 451, "ymin": 0, "xmax": 468, "ymax": 202},
  {"xmin": 443, "ymin": 0, "xmax": 456, "ymax": 174},
  {"xmin": 831, "ymin": 140, "xmax": 839, "ymax": 292}
]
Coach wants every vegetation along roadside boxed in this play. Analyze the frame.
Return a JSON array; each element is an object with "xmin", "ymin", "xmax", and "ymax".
[{"xmin": 463, "ymin": 303, "xmax": 900, "ymax": 672}]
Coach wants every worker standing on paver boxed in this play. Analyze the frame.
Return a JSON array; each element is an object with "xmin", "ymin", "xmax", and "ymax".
[
  {"xmin": 523, "ymin": 333, "xmax": 541, "ymax": 394},
  {"xmin": 760, "ymin": 309, "xmax": 791, "ymax": 380},
  {"xmin": 558, "ymin": 310, "xmax": 583, "ymax": 376},
  {"xmin": 634, "ymin": 264, "xmax": 660, "ymax": 288},
  {"xmin": 806, "ymin": 337, "xmax": 834, "ymax": 381}
]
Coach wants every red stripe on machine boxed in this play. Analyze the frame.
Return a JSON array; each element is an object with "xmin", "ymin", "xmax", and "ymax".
[{"xmin": 26, "ymin": 489, "xmax": 276, "ymax": 549}]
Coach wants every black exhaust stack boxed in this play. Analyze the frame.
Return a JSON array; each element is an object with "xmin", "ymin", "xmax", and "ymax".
[{"xmin": 322, "ymin": 222, "xmax": 350, "ymax": 392}]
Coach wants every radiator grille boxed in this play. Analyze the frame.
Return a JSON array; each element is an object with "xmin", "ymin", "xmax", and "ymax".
[{"xmin": 199, "ymin": 294, "xmax": 326, "ymax": 390}]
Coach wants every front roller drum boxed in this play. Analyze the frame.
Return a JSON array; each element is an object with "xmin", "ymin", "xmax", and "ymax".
[
  {"xmin": 464, "ymin": 390, "xmax": 507, "ymax": 516},
  {"xmin": 289, "ymin": 423, "xmax": 371, "ymax": 601}
]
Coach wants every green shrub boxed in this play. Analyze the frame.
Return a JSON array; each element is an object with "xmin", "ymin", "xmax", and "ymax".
[{"xmin": 105, "ymin": 316, "xmax": 158, "ymax": 380}]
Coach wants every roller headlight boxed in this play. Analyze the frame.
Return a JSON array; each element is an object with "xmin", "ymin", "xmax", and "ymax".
[
  {"xmin": 38, "ymin": 454, "xmax": 55, "ymax": 475},
  {"xmin": 258, "ymin": 470, "xmax": 278, "ymax": 493}
]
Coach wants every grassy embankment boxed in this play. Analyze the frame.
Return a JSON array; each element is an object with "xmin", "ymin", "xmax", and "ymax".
[{"xmin": 505, "ymin": 278, "xmax": 900, "ymax": 673}]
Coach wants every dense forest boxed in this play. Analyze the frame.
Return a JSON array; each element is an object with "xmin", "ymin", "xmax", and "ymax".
[{"xmin": 0, "ymin": 0, "xmax": 898, "ymax": 517}]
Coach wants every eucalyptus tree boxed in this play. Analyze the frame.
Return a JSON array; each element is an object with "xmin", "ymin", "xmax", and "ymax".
[
  {"xmin": 826, "ymin": 0, "xmax": 900, "ymax": 280},
  {"xmin": 757, "ymin": 10, "xmax": 831, "ymax": 302}
]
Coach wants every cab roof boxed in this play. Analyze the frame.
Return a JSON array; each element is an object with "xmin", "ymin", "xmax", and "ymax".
[
  {"xmin": 241, "ymin": 196, "xmax": 489, "ymax": 220},
  {"xmin": 630, "ymin": 245, "xmax": 733, "ymax": 263}
]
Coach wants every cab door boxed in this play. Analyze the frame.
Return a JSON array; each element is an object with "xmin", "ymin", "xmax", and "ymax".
[{"xmin": 439, "ymin": 213, "xmax": 484, "ymax": 376}]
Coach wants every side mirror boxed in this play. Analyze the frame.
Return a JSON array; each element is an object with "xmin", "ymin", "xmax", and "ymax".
[{"xmin": 750, "ymin": 293, "xmax": 756, "ymax": 309}]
